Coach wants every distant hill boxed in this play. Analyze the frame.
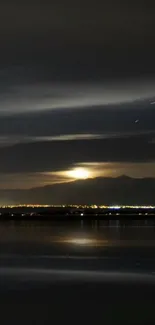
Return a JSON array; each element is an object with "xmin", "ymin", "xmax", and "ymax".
[{"xmin": 1, "ymin": 176, "xmax": 155, "ymax": 205}]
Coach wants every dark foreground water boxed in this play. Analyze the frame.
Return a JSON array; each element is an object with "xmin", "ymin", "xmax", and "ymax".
[{"xmin": 1, "ymin": 220, "xmax": 155, "ymax": 324}]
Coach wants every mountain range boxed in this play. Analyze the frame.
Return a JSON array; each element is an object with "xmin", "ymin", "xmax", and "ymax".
[{"xmin": 1, "ymin": 176, "xmax": 155, "ymax": 205}]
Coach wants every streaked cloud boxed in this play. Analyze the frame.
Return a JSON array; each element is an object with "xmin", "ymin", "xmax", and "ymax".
[
  {"xmin": 1, "ymin": 161, "xmax": 155, "ymax": 190},
  {"xmin": 0, "ymin": 172, "xmax": 68, "ymax": 190},
  {"xmin": 0, "ymin": 130, "xmax": 155, "ymax": 147},
  {"xmin": 0, "ymin": 134, "xmax": 102, "ymax": 147},
  {"xmin": 0, "ymin": 79, "xmax": 155, "ymax": 115},
  {"xmin": 52, "ymin": 161, "xmax": 155, "ymax": 180}
]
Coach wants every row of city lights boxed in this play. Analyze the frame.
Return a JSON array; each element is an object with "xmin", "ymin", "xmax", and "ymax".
[{"xmin": 0, "ymin": 204, "xmax": 155, "ymax": 209}]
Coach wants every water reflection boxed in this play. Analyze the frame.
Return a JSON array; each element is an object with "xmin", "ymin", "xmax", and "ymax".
[
  {"xmin": 0, "ymin": 220, "xmax": 155, "ymax": 256},
  {"xmin": 62, "ymin": 237, "xmax": 109, "ymax": 246}
]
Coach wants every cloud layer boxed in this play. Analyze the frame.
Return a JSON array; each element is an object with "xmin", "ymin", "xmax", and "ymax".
[
  {"xmin": 0, "ymin": 0, "xmax": 155, "ymax": 194},
  {"xmin": 0, "ymin": 79, "xmax": 155, "ymax": 114},
  {"xmin": 0, "ymin": 95, "xmax": 154, "ymax": 190}
]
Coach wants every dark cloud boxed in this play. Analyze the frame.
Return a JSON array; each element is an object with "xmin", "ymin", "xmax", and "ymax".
[
  {"xmin": 0, "ymin": 135, "xmax": 154, "ymax": 174},
  {"xmin": 0, "ymin": 99, "xmax": 155, "ymax": 134}
]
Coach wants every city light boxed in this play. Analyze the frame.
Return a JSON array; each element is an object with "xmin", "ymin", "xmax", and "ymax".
[
  {"xmin": 0, "ymin": 204, "xmax": 155, "ymax": 209},
  {"xmin": 109, "ymin": 206, "xmax": 121, "ymax": 209}
]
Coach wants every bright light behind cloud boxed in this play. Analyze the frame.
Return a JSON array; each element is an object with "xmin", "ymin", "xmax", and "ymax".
[{"xmin": 67, "ymin": 168, "xmax": 90, "ymax": 179}]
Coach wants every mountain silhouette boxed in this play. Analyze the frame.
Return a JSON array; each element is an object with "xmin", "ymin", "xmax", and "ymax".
[{"xmin": 1, "ymin": 176, "xmax": 155, "ymax": 205}]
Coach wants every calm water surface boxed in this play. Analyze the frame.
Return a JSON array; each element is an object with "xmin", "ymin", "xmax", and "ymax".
[{"xmin": 1, "ymin": 220, "xmax": 155, "ymax": 258}]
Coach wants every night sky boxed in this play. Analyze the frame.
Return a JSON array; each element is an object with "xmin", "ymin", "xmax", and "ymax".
[{"xmin": 0, "ymin": 1, "xmax": 155, "ymax": 202}]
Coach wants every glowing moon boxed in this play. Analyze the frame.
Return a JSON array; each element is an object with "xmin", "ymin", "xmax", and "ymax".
[{"xmin": 67, "ymin": 167, "xmax": 90, "ymax": 179}]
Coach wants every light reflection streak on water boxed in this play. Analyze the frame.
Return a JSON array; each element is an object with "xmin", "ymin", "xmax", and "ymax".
[
  {"xmin": 60, "ymin": 237, "xmax": 110, "ymax": 246},
  {"xmin": 0, "ymin": 221, "xmax": 155, "ymax": 248},
  {"xmin": 53, "ymin": 237, "xmax": 155, "ymax": 247}
]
